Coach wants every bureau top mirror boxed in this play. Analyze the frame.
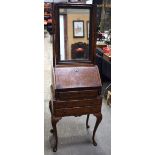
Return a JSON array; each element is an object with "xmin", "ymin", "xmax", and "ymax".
[{"xmin": 53, "ymin": 4, "xmax": 96, "ymax": 66}]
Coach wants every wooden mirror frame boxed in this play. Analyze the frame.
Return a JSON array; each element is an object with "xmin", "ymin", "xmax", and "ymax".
[{"xmin": 53, "ymin": 3, "xmax": 97, "ymax": 66}]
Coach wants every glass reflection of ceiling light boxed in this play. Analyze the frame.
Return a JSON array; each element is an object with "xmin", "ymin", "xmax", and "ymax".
[
  {"xmin": 86, "ymin": 0, "xmax": 93, "ymax": 4},
  {"xmin": 69, "ymin": 0, "xmax": 79, "ymax": 2}
]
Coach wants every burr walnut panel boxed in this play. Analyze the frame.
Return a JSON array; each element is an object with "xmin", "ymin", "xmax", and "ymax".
[
  {"xmin": 55, "ymin": 89, "xmax": 99, "ymax": 100},
  {"xmin": 54, "ymin": 105, "xmax": 102, "ymax": 117},
  {"xmin": 54, "ymin": 66, "xmax": 101, "ymax": 90},
  {"xmin": 53, "ymin": 97, "xmax": 102, "ymax": 109}
]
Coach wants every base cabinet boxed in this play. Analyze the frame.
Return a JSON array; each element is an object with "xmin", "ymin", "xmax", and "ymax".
[{"xmin": 49, "ymin": 66, "xmax": 103, "ymax": 152}]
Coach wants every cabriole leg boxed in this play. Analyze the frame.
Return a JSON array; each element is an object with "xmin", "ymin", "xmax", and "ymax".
[
  {"xmin": 86, "ymin": 114, "xmax": 90, "ymax": 129},
  {"xmin": 51, "ymin": 116, "xmax": 61, "ymax": 152},
  {"xmin": 92, "ymin": 113, "xmax": 102, "ymax": 146}
]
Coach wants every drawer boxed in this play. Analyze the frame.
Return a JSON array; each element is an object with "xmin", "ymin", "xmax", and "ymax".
[
  {"xmin": 53, "ymin": 97, "xmax": 102, "ymax": 109},
  {"xmin": 55, "ymin": 90, "xmax": 99, "ymax": 100},
  {"xmin": 54, "ymin": 105, "xmax": 102, "ymax": 117}
]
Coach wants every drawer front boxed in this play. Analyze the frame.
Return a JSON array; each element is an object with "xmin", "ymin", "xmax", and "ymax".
[
  {"xmin": 53, "ymin": 97, "xmax": 102, "ymax": 109},
  {"xmin": 56, "ymin": 90, "xmax": 99, "ymax": 100},
  {"xmin": 54, "ymin": 105, "xmax": 101, "ymax": 117}
]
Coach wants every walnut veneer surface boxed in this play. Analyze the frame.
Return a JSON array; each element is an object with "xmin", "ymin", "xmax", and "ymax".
[
  {"xmin": 49, "ymin": 66, "xmax": 103, "ymax": 152},
  {"xmin": 54, "ymin": 66, "xmax": 101, "ymax": 90},
  {"xmin": 49, "ymin": 3, "xmax": 103, "ymax": 152}
]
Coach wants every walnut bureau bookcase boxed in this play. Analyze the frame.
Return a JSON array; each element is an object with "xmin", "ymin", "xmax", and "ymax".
[{"xmin": 49, "ymin": 3, "xmax": 103, "ymax": 152}]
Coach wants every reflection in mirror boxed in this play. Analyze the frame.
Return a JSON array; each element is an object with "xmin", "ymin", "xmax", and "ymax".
[{"xmin": 59, "ymin": 8, "xmax": 90, "ymax": 61}]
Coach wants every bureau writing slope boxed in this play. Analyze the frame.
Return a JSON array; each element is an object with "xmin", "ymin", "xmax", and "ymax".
[{"xmin": 49, "ymin": 3, "xmax": 102, "ymax": 152}]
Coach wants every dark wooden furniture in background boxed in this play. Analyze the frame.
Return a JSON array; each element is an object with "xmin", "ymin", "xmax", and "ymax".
[
  {"xmin": 103, "ymin": 52, "xmax": 111, "ymax": 62},
  {"xmin": 44, "ymin": 2, "xmax": 53, "ymax": 34},
  {"xmin": 71, "ymin": 42, "xmax": 89, "ymax": 59},
  {"xmin": 96, "ymin": 43, "xmax": 107, "ymax": 49},
  {"xmin": 49, "ymin": 3, "xmax": 103, "ymax": 152},
  {"xmin": 96, "ymin": 48, "xmax": 111, "ymax": 82}
]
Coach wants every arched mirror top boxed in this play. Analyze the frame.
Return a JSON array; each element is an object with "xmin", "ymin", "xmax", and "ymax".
[{"xmin": 53, "ymin": 3, "xmax": 96, "ymax": 66}]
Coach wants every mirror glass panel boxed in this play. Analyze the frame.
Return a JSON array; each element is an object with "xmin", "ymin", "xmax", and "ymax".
[{"xmin": 59, "ymin": 8, "xmax": 90, "ymax": 61}]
